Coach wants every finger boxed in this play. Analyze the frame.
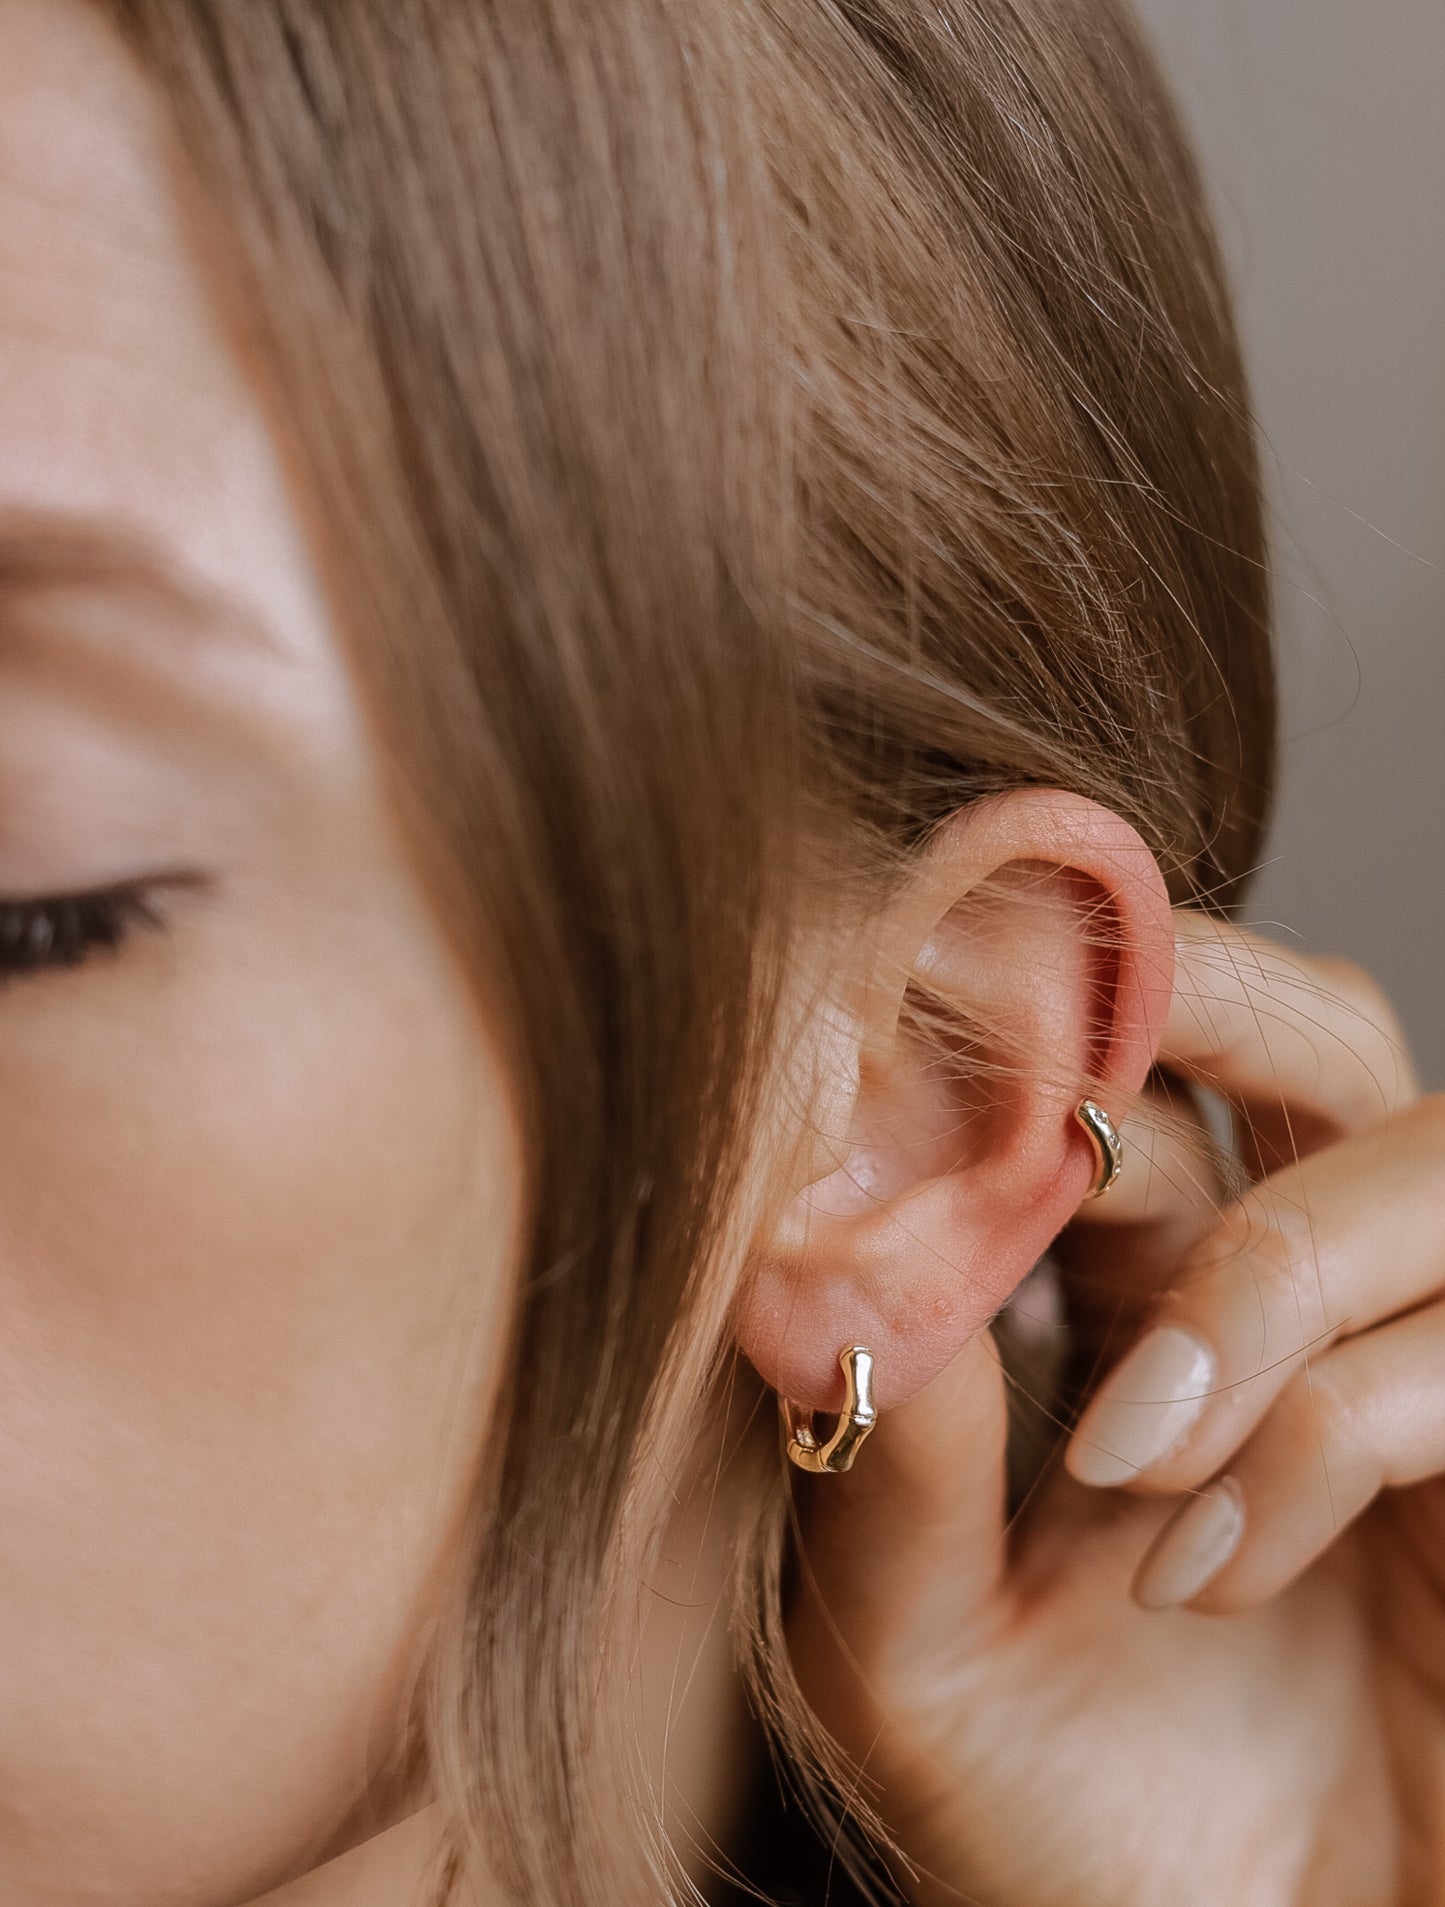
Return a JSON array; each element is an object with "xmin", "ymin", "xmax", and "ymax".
[
  {"xmin": 792, "ymin": 1326, "xmax": 1009, "ymax": 1675},
  {"xmin": 1065, "ymin": 916, "xmax": 1416, "ymax": 1373},
  {"xmin": 1131, "ymin": 1293, "xmax": 1445, "ymax": 1612},
  {"xmin": 1063, "ymin": 1095, "xmax": 1445, "ymax": 1495},
  {"xmin": 1165, "ymin": 913, "xmax": 1419, "ymax": 1167}
]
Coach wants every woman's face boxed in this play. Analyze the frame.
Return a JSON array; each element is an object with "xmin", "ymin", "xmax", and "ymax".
[{"xmin": 0, "ymin": 4, "xmax": 523, "ymax": 1901}]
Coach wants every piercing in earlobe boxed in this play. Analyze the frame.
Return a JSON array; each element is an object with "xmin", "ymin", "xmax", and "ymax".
[
  {"xmin": 1074, "ymin": 1097, "xmax": 1123, "ymax": 1199},
  {"xmin": 782, "ymin": 1344, "xmax": 877, "ymax": 1474}
]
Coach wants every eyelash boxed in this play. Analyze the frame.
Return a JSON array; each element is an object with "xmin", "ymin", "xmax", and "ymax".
[{"xmin": 0, "ymin": 882, "xmax": 169, "ymax": 982}]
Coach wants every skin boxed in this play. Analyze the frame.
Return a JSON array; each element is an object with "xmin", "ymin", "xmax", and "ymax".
[
  {"xmin": 6, "ymin": 5, "xmax": 1440, "ymax": 1907},
  {"xmin": 0, "ymin": 1, "xmax": 523, "ymax": 1900},
  {"xmin": 0, "ymin": 6, "xmax": 752, "ymax": 1903},
  {"xmin": 793, "ymin": 920, "xmax": 1445, "ymax": 1906}
]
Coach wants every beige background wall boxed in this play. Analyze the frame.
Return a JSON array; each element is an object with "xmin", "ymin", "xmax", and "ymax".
[{"xmin": 1130, "ymin": 0, "xmax": 1445, "ymax": 1085}]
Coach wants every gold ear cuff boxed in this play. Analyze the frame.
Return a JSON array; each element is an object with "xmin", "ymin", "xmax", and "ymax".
[
  {"xmin": 1075, "ymin": 1097, "xmax": 1124, "ymax": 1198},
  {"xmin": 782, "ymin": 1344, "xmax": 877, "ymax": 1474}
]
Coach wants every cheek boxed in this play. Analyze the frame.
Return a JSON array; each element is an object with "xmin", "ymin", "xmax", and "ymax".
[{"xmin": 0, "ymin": 874, "xmax": 522, "ymax": 1904}]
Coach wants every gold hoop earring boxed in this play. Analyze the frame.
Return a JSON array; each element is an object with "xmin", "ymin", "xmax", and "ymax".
[
  {"xmin": 782, "ymin": 1345, "xmax": 877, "ymax": 1475},
  {"xmin": 1075, "ymin": 1097, "xmax": 1123, "ymax": 1198}
]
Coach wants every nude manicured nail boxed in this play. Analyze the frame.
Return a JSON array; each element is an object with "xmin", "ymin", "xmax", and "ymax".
[
  {"xmin": 1133, "ymin": 1478, "xmax": 1245, "ymax": 1610},
  {"xmin": 1066, "ymin": 1325, "xmax": 1216, "ymax": 1487}
]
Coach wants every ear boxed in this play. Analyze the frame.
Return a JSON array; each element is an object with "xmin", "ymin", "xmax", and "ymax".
[{"xmin": 735, "ymin": 789, "xmax": 1174, "ymax": 1412}]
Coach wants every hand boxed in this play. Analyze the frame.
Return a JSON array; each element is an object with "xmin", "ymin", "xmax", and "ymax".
[{"xmin": 786, "ymin": 915, "xmax": 1441, "ymax": 1907}]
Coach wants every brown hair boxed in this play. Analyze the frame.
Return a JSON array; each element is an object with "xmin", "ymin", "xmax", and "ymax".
[{"xmin": 99, "ymin": 1, "xmax": 1273, "ymax": 1900}]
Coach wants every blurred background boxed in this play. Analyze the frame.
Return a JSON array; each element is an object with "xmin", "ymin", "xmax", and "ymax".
[{"xmin": 1134, "ymin": 0, "xmax": 1445, "ymax": 1085}]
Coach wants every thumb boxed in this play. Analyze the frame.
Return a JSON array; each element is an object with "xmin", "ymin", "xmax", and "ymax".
[{"xmin": 788, "ymin": 1321, "xmax": 1011, "ymax": 1710}]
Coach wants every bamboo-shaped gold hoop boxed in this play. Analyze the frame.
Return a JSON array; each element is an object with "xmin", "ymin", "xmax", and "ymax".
[
  {"xmin": 782, "ymin": 1344, "xmax": 878, "ymax": 1475},
  {"xmin": 1074, "ymin": 1097, "xmax": 1123, "ymax": 1199}
]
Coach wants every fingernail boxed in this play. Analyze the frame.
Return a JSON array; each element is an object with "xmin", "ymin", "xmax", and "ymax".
[
  {"xmin": 1133, "ymin": 1478, "xmax": 1245, "ymax": 1610},
  {"xmin": 1066, "ymin": 1325, "xmax": 1216, "ymax": 1487}
]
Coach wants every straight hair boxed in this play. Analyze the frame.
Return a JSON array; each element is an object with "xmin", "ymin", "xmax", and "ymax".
[{"xmin": 100, "ymin": 1, "xmax": 1274, "ymax": 1899}]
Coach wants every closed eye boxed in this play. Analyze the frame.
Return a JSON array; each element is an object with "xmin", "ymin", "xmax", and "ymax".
[{"xmin": 0, "ymin": 880, "xmax": 175, "ymax": 984}]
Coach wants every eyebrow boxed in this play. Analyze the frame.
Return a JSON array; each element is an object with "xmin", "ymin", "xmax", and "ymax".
[{"xmin": 0, "ymin": 505, "xmax": 287, "ymax": 665}]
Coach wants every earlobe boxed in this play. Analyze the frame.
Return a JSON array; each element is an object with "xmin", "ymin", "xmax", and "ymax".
[{"xmin": 735, "ymin": 790, "xmax": 1174, "ymax": 1415}]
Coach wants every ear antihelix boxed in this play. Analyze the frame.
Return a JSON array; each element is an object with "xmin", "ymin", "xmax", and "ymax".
[{"xmin": 781, "ymin": 1344, "xmax": 878, "ymax": 1474}]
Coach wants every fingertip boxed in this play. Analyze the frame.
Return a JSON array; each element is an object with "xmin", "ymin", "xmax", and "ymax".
[
  {"xmin": 1063, "ymin": 1431, "xmax": 1142, "ymax": 1491},
  {"xmin": 1130, "ymin": 1476, "xmax": 1245, "ymax": 1611}
]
